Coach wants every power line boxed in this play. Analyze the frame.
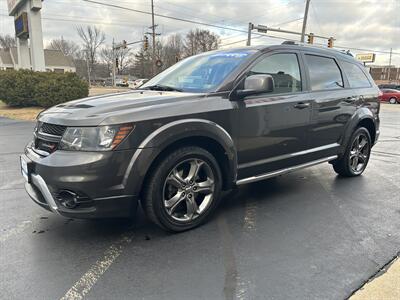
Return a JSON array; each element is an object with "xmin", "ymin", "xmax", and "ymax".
[
  {"xmin": 82, "ymin": 0, "xmax": 258, "ymax": 34},
  {"xmin": 310, "ymin": 1, "xmax": 323, "ymax": 36},
  {"xmin": 81, "ymin": 0, "xmax": 400, "ymax": 56},
  {"xmin": 1, "ymin": 1, "xmax": 399, "ymax": 57}
]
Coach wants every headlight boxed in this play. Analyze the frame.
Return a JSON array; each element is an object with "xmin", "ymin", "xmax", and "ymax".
[{"xmin": 60, "ymin": 124, "xmax": 134, "ymax": 151}]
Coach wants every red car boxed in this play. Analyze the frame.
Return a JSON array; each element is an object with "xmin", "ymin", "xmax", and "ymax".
[{"xmin": 379, "ymin": 89, "xmax": 400, "ymax": 104}]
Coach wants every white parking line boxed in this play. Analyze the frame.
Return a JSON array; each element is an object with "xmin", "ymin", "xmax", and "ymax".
[
  {"xmin": 60, "ymin": 234, "xmax": 133, "ymax": 300},
  {"xmin": 0, "ymin": 220, "xmax": 32, "ymax": 243}
]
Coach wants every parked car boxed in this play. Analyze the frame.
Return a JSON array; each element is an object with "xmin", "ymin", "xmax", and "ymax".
[
  {"xmin": 127, "ymin": 80, "xmax": 137, "ymax": 88},
  {"xmin": 115, "ymin": 78, "xmax": 129, "ymax": 87},
  {"xmin": 21, "ymin": 43, "xmax": 380, "ymax": 232},
  {"xmin": 379, "ymin": 89, "xmax": 400, "ymax": 104},
  {"xmin": 378, "ymin": 84, "xmax": 400, "ymax": 90},
  {"xmin": 130, "ymin": 78, "xmax": 148, "ymax": 89}
]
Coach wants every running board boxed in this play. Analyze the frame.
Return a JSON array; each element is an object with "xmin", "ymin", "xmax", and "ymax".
[{"xmin": 236, "ymin": 155, "xmax": 338, "ymax": 185}]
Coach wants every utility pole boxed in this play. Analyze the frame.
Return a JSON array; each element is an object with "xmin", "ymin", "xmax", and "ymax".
[
  {"xmin": 300, "ymin": 0, "xmax": 311, "ymax": 43},
  {"xmin": 247, "ymin": 22, "xmax": 253, "ymax": 46},
  {"xmin": 151, "ymin": 0, "xmax": 156, "ymax": 76},
  {"xmin": 388, "ymin": 48, "xmax": 392, "ymax": 83}
]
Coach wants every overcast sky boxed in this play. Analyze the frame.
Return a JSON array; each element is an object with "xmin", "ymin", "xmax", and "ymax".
[{"xmin": 1, "ymin": 0, "xmax": 399, "ymax": 65}]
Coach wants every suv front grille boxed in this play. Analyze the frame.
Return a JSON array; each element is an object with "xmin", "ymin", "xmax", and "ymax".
[
  {"xmin": 39, "ymin": 122, "xmax": 67, "ymax": 137},
  {"xmin": 34, "ymin": 122, "xmax": 66, "ymax": 155}
]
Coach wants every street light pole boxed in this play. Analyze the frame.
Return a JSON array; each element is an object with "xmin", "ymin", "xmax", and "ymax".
[
  {"xmin": 247, "ymin": 22, "xmax": 253, "ymax": 46},
  {"xmin": 300, "ymin": 0, "xmax": 311, "ymax": 43},
  {"xmin": 388, "ymin": 48, "xmax": 392, "ymax": 83}
]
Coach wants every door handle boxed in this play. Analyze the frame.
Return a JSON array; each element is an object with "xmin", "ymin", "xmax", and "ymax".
[{"xmin": 294, "ymin": 102, "xmax": 310, "ymax": 109}]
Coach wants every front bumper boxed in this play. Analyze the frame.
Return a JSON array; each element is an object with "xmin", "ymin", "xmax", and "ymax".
[{"xmin": 22, "ymin": 145, "xmax": 139, "ymax": 219}]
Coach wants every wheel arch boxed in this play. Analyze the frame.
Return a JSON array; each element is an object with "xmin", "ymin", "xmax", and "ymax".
[
  {"xmin": 123, "ymin": 119, "xmax": 237, "ymax": 197},
  {"xmin": 357, "ymin": 118, "xmax": 376, "ymax": 144},
  {"xmin": 341, "ymin": 108, "xmax": 377, "ymax": 155}
]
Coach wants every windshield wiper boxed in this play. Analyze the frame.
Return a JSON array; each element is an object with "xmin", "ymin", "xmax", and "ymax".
[{"xmin": 142, "ymin": 84, "xmax": 183, "ymax": 92}]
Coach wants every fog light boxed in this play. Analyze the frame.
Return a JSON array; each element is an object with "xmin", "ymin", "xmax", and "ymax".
[{"xmin": 56, "ymin": 190, "xmax": 79, "ymax": 209}]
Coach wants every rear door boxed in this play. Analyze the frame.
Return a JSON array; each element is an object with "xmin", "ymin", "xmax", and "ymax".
[
  {"xmin": 235, "ymin": 51, "xmax": 313, "ymax": 179},
  {"xmin": 302, "ymin": 53, "xmax": 355, "ymax": 156}
]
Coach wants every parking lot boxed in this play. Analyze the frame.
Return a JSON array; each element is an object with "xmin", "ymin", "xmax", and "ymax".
[{"xmin": 0, "ymin": 104, "xmax": 399, "ymax": 300}]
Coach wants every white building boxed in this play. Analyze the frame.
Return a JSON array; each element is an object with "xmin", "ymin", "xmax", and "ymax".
[{"xmin": 0, "ymin": 47, "xmax": 76, "ymax": 73}]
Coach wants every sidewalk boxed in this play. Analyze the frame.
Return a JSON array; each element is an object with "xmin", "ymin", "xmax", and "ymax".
[{"xmin": 350, "ymin": 256, "xmax": 400, "ymax": 300}]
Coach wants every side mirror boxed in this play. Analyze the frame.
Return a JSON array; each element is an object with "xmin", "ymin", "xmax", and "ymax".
[{"xmin": 232, "ymin": 74, "xmax": 274, "ymax": 100}]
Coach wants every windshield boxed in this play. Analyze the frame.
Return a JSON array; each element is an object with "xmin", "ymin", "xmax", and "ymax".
[{"xmin": 141, "ymin": 50, "xmax": 256, "ymax": 93}]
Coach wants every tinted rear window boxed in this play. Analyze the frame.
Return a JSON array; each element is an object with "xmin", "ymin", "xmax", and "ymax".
[
  {"xmin": 305, "ymin": 55, "xmax": 343, "ymax": 91},
  {"xmin": 341, "ymin": 61, "xmax": 371, "ymax": 88}
]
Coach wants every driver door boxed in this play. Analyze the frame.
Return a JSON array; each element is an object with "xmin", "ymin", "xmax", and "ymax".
[{"xmin": 235, "ymin": 52, "xmax": 312, "ymax": 180}]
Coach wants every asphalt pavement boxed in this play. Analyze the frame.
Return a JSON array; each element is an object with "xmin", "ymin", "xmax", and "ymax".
[{"xmin": 0, "ymin": 105, "xmax": 399, "ymax": 300}]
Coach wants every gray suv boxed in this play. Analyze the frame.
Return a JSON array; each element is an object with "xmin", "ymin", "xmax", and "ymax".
[{"xmin": 21, "ymin": 43, "xmax": 380, "ymax": 232}]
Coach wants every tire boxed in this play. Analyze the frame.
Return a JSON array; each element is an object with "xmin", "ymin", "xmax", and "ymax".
[
  {"xmin": 143, "ymin": 146, "xmax": 222, "ymax": 232},
  {"xmin": 389, "ymin": 97, "xmax": 398, "ymax": 104},
  {"xmin": 332, "ymin": 127, "xmax": 372, "ymax": 177}
]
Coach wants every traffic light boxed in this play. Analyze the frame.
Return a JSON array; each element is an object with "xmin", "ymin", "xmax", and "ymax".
[
  {"xmin": 122, "ymin": 40, "xmax": 127, "ymax": 49},
  {"xmin": 143, "ymin": 36, "xmax": 149, "ymax": 51},
  {"xmin": 115, "ymin": 57, "xmax": 119, "ymax": 68},
  {"xmin": 328, "ymin": 37, "xmax": 334, "ymax": 48},
  {"xmin": 307, "ymin": 33, "xmax": 314, "ymax": 44}
]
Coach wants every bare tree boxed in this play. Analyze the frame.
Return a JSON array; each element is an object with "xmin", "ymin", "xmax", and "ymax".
[
  {"xmin": 101, "ymin": 46, "xmax": 132, "ymax": 75},
  {"xmin": 48, "ymin": 37, "xmax": 80, "ymax": 58},
  {"xmin": 133, "ymin": 30, "xmax": 220, "ymax": 78},
  {"xmin": 163, "ymin": 34, "xmax": 184, "ymax": 67},
  {"xmin": 100, "ymin": 47, "xmax": 114, "ymax": 73},
  {"xmin": 76, "ymin": 26, "xmax": 106, "ymax": 80},
  {"xmin": 184, "ymin": 29, "xmax": 219, "ymax": 57},
  {"xmin": 0, "ymin": 34, "xmax": 16, "ymax": 49}
]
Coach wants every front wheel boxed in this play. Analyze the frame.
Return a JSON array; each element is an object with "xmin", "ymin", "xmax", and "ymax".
[
  {"xmin": 332, "ymin": 127, "xmax": 372, "ymax": 177},
  {"xmin": 143, "ymin": 146, "xmax": 222, "ymax": 232},
  {"xmin": 389, "ymin": 97, "xmax": 398, "ymax": 104}
]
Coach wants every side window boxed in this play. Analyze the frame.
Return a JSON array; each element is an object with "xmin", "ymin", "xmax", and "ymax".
[
  {"xmin": 305, "ymin": 54, "xmax": 343, "ymax": 91},
  {"xmin": 341, "ymin": 61, "xmax": 371, "ymax": 88},
  {"xmin": 249, "ymin": 53, "xmax": 301, "ymax": 94}
]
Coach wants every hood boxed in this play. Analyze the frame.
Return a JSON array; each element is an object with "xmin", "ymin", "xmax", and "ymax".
[{"xmin": 38, "ymin": 90, "xmax": 211, "ymax": 126}]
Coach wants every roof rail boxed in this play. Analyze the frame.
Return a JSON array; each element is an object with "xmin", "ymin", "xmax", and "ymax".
[
  {"xmin": 340, "ymin": 50, "xmax": 354, "ymax": 57},
  {"xmin": 281, "ymin": 41, "xmax": 355, "ymax": 58}
]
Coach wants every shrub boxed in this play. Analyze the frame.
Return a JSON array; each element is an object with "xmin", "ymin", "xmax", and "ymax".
[{"xmin": 0, "ymin": 70, "xmax": 89, "ymax": 108}]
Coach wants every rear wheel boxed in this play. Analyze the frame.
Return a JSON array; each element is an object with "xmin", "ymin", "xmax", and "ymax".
[
  {"xmin": 143, "ymin": 146, "xmax": 222, "ymax": 232},
  {"xmin": 332, "ymin": 127, "xmax": 371, "ymax": 177},
  {"xmin": 389, "ymin": 97, "xmax": 398, "ymax": 104}
]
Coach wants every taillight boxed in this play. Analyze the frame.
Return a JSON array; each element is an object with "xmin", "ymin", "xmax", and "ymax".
[{"xmin": 378, "ymin": 90, "xmax": 383, "ymax": 101}]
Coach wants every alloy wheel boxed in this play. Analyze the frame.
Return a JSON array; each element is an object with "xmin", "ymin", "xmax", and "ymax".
[
  {"xmin": 349, "ymin": 133, "xmax": 370, "ymax": 174},
  {"xmin": 163, "ymin": 158, "xmax": 215, "ymax": 222}
]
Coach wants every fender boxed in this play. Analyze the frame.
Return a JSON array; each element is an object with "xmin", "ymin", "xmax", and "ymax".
[
  {"xmin": 122, "ymin": 119, "xmax": 237, "ymax": 197},
  {"xmin": 339, "ymin": 107, "xmax": 377, "ymax": 155}
]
